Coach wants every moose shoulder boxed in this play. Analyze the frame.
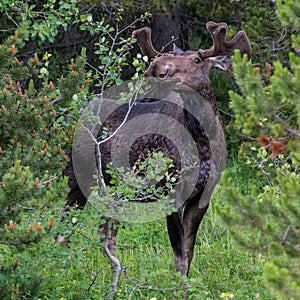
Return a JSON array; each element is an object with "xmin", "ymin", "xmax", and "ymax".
[{"xmin": 64, "ymin": 21, "xmax": 251, "ymax": 276}]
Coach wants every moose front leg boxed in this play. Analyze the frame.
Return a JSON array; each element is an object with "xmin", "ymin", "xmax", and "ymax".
[
  {"xmin": 183, "ymin": 196, "xmax": 209, "ymax": 275},
  {"xmin": 166, "ymin": 210, "xmax": 189, "ymax": 275}
]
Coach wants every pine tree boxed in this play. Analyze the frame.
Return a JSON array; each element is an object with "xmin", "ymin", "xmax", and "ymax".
[
  {"xmin": 218, "ymin": 1, "xmax": 300, "ymax": 298},
  {"xmin": 0, "ymin": 25, "xmax": 89, "ymax": 297}
]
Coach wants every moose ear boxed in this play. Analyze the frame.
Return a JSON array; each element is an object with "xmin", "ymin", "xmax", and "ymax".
[
  {"xmin": 208, "ymin": 55, "xmax": 232, "ymax": 70},
  {"xmin": 173, "ymin": 43, "xmax": 184, "ymax": 55}
]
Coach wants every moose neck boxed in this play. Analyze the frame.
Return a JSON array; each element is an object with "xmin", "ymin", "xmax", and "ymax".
[{"xmin": 195, "ymin": 81, "xmax": 220, "ymax": 117}]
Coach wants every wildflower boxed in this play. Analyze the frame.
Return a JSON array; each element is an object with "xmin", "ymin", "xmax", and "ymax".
[
  {"xmin": 220, "ymin": 292, "xmax": 234, "ymax": 298},
  {"xmin": 48, "ymin": 81, "xmax": 54, "ymax": 89},
  {"xmin": 49, "ymin": 220, "xmax": 55, "ymax": 227}
]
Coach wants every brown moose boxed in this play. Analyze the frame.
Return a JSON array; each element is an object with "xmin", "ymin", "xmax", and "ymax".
[{"xmin": 64, "ymin": 21, "xmax": 251, "ymax": 276}]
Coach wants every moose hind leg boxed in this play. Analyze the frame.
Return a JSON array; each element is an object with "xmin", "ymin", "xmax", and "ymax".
[
  {"xmin": 183, "ymin": 195, "xmax": 209, "ymax": 275},
  {"xmin": 166, "ymin": 210, "xmax": 188, "ymax": 275}
]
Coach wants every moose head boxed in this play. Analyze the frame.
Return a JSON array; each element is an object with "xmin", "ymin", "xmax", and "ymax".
[{"xmin": 133, "ymin": 21, "xmax": 251, "ymax": 94}]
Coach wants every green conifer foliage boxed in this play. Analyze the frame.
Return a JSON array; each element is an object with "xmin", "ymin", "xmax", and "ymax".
[
  {"xmin": 0, "ymin": 25, "xmax": 90, "ymax": 296},
  {"xmin": 219, "ymin": 1, "xmax": 300, "ymax": 298},
  {"xmin": 0, "ymin": 31, "xmax": 64, "ymax": 232}
]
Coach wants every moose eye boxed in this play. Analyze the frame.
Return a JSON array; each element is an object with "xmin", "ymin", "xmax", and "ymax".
[{"xmin": 192, "ymin": 58, "xmax": 201, "ymax": 64}]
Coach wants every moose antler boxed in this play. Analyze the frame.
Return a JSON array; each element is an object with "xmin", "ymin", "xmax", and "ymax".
[
  {"xmin": 133, "ymin": 22, "xmax": 251, "ymax": 60},
  {"xmin": 199, "ymin": 21, "xmax": 252, "ymax": 59},
  {"xmin": 132, "ymin": 27, "xmax": 160, "ymax": 58}
]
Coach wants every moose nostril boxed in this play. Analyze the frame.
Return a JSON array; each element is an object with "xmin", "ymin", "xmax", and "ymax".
[{"xmin": 158, "ymin": 69, "xmax": 169, "ymax": 79}]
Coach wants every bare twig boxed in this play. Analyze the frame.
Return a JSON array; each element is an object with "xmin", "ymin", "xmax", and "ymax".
[
  {"xmin": 98, "ymin": 79, "xmax": 145, "ymax": 146},
  {"xmin": 50, "ymin": 95, "xmax": 63, "ymax": 105},
  {"xmin": 38, "ymin": 175, "xmax": 60, "ymax": 186},
  {"xmin": 103, "ymin": 218, "xmax": 121, "ymax": 295},
  {"xmin": 16, "ymin": 204, "xmax": 35, "ymax": 210},
  {"xmin": 124, "ymin": 269, "xmax": 180, "ymax": 292},
  {"xmin": 87, "ymin": 268, "xmax": 104, "ymax": 292},
  {"xmin": 5, "ymin": 9, "xmax": 20, "ymax": 29},
  {"xmin": 281, "ymin": 225, "xmax": 292, "ymax": 244},
  {"xmin": 271, "ymin": 112, "xmax": 300, "ymax": 138}
]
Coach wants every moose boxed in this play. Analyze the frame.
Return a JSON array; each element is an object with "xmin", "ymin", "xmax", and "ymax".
[{"xmin": 64, "ymin": 21, "xmax": 251, "ymax": 276}]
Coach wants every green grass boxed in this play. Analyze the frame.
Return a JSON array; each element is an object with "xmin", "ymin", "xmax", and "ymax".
[
  {"xmin": 112, "ymin": 185, "xmax": 275, "ymax": 299},
  {"xmin": 0, "ymin": 161, "xmax": 276, "ymax": 299}
]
